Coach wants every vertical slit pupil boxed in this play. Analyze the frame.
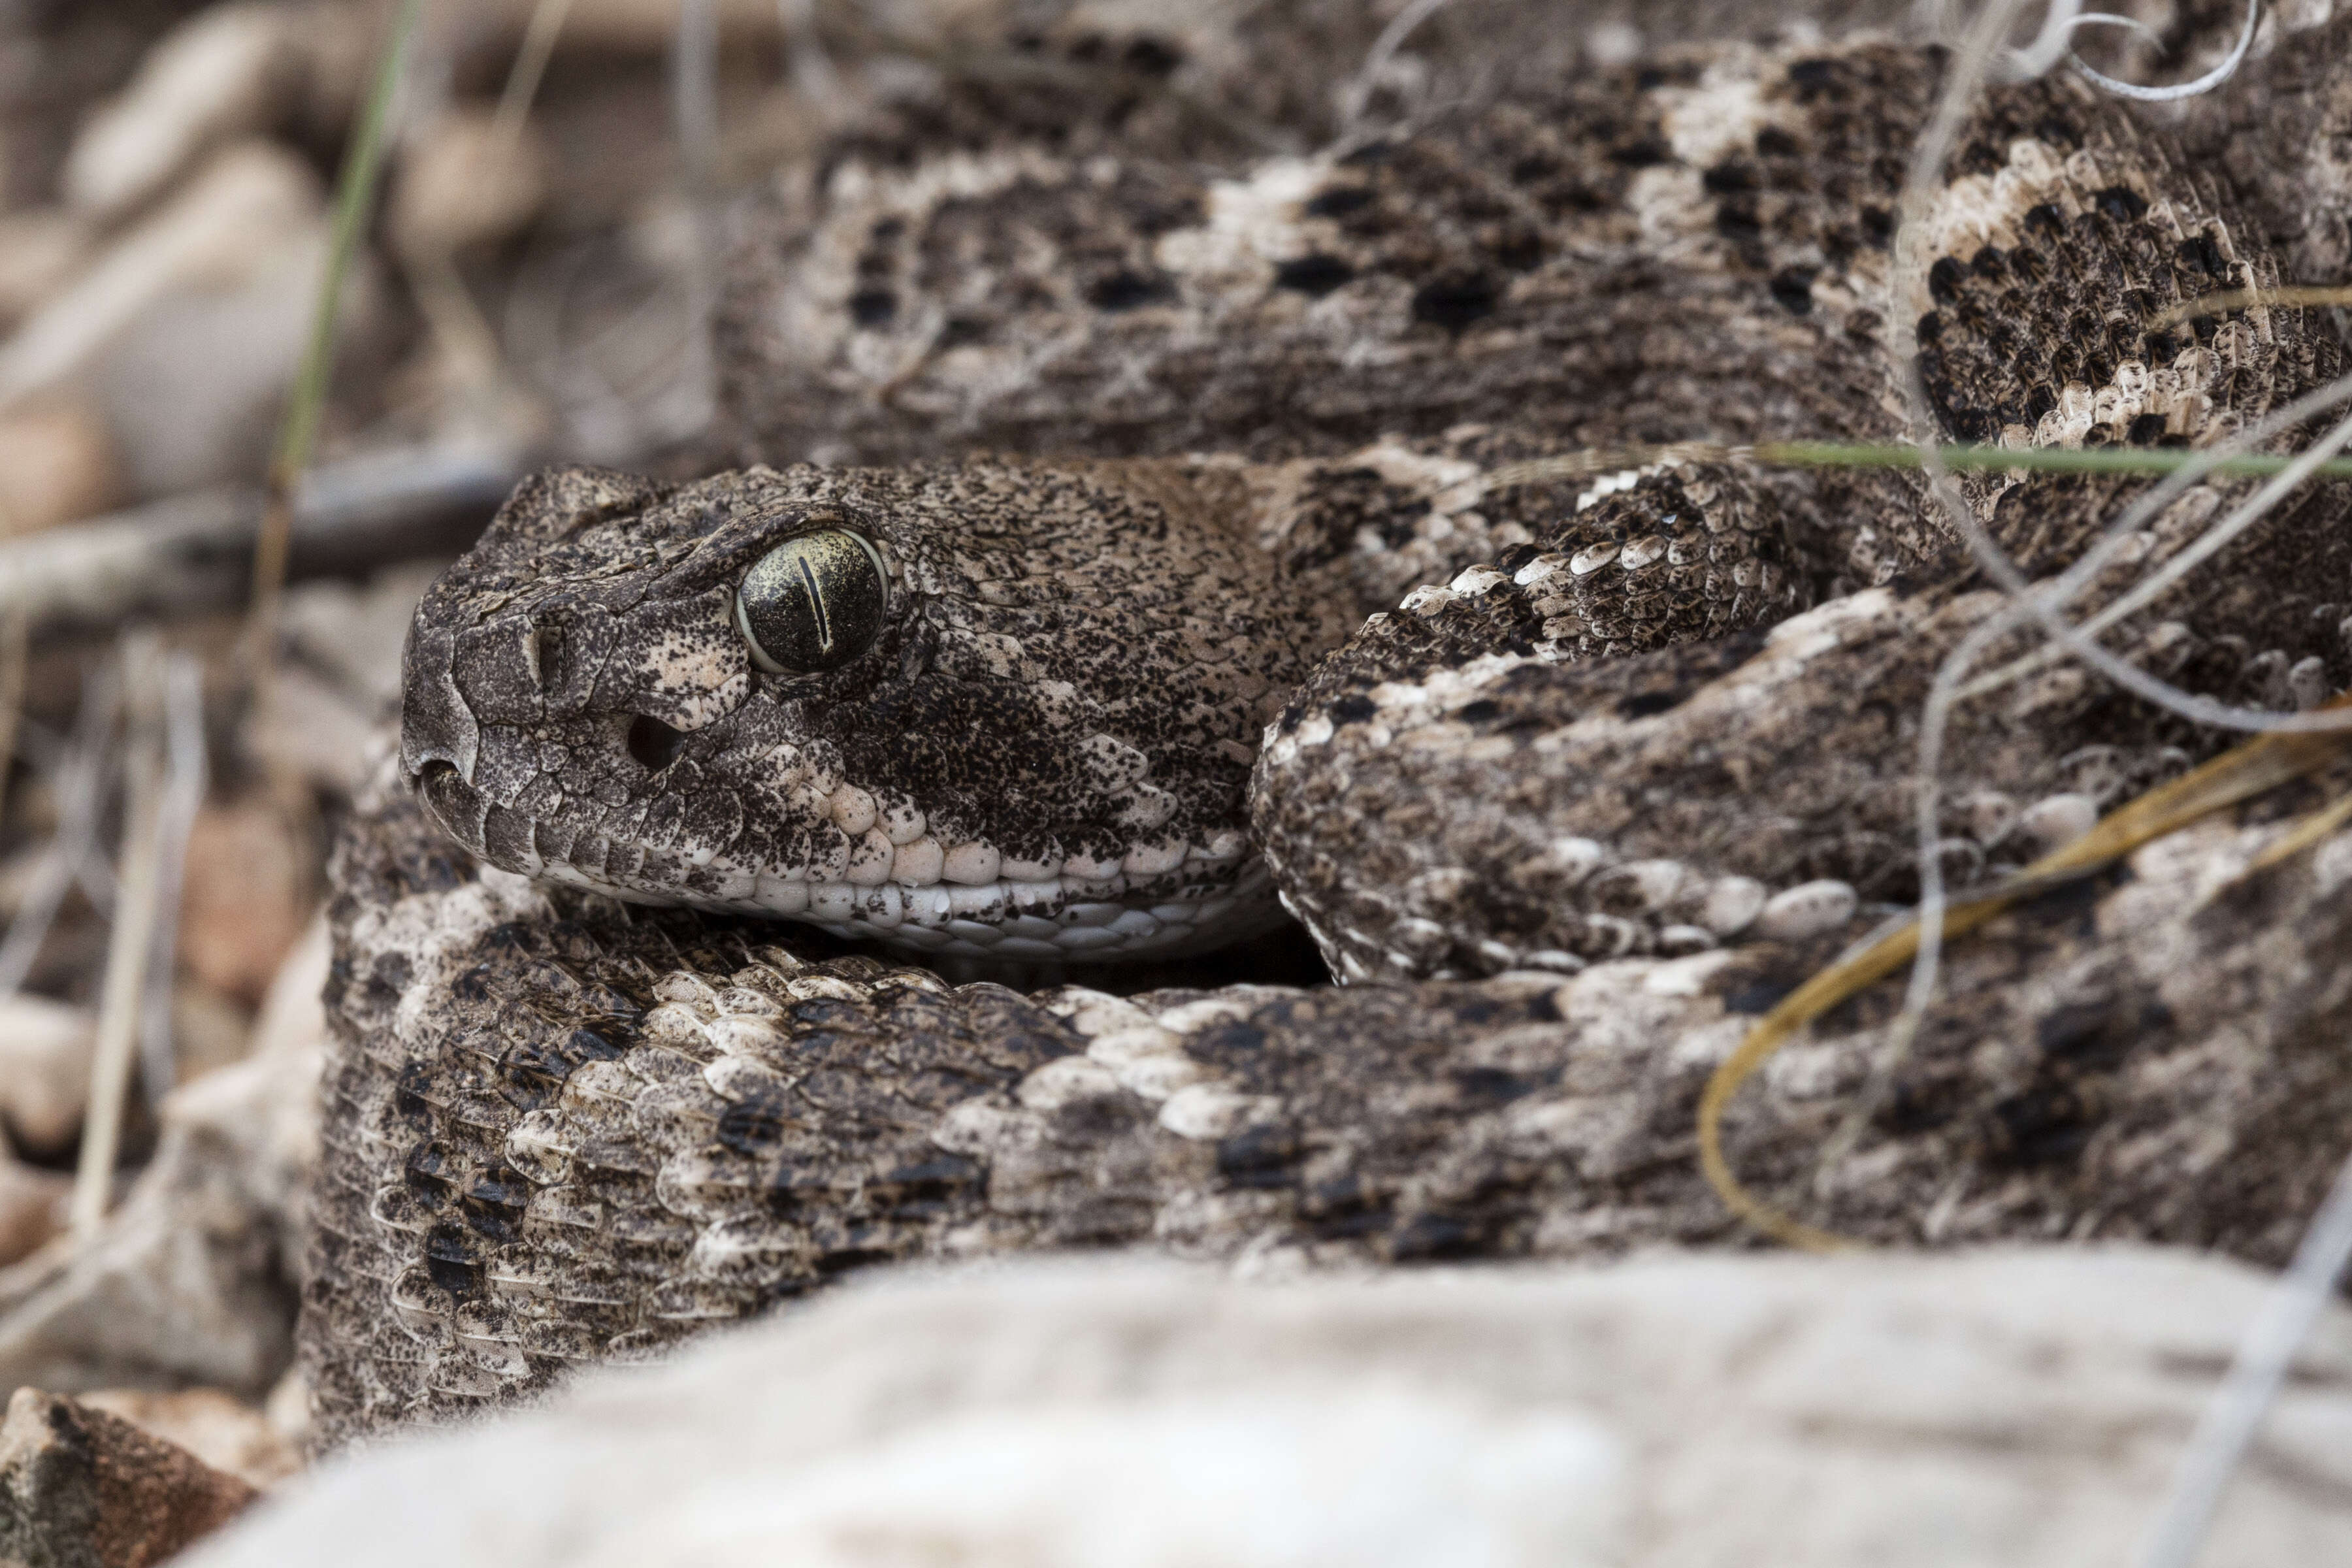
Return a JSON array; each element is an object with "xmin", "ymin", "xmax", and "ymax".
[{"xmin": 798, "ymin": 556, "xmax": 834, "ymax": 652}]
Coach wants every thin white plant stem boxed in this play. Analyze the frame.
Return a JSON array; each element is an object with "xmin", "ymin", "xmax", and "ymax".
[
  {"xmin": 69, "ymin": 634, "xmax": 167, "ymax": 1245},
  {"xmin": 2076, "ymin": 0, "xmax": 2258, "ymax": 101},
  {"xmin": 0, "ymin": 668, "xmax": 118, "ymax": 1000},
  {"xmin": 1339, "ymin": 0, "xmax": 1460, "ymax": 127},
  {"xmin": 1957, "ymin": 391, "xmax": 2352, "ymax": 701},
  {"xmin": 492, "ymin": 0, "xmax": 577, "ymax": 146},
  {"xmin": 1884, "ymin": 0, "xmax": 2352, "ymax": 1090},
  {"xmin": 778, "ymin": 0, "xmax": 842, "ymax": 105},
  {"xmin": 1999, "ymin": 0, "xmax": 2082, "ymax": 79},
  {"xmin": 1867, "ymin": 14, "xmax": 2338, "ymax": 1561},
  {"xmin": 137, "ymin": 654, "xmax": 206, "ymax": 1108},
  {"xmin": 2137, "ymin": 1147, "xmax": 2352, "ymax": 1568}
]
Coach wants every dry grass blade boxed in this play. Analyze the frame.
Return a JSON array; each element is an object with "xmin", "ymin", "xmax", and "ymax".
[
  {"xmin": 137, "ymin": 654, "xmax": 206, "ymax": 1107},
  {"xmin": 243, "ymin": 0, "xmax": 425, "ymax": 678},
  {"xmin": 0, "ymin": 668, "xmax": 118, "ymax": 999},
  {"xmin": 1697, "ymin": 689, "xmax": 2352, "ymax": 1252},
  {"xmin": 2151, "ymin": 284, "xmax": 2352, "ymax": 329},
  {"xmin": 69, "ymin": 634, "xmax": 168, "ymax": 1245},
  {"xmin": 493, "ymin": 0, "xmax": 579, "ymax": 146}
]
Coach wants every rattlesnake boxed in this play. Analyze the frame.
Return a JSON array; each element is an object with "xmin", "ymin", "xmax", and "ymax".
[{"xmin": 307, "ymin": 16, "xmax": 2352, "ymax": 1449}]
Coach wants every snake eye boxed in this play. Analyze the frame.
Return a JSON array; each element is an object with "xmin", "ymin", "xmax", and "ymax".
[{"xmin": 734, "ymin": 527, "xmax": 890, "ymax": 675}]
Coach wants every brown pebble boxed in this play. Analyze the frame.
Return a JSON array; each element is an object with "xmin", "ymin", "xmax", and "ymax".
[
  {"xmin": 80, "ymin": 1388, "xmax": 299, "ymax": 1490},
  {"xmin": 0, "ymin": 1158, "xmax": 68, "ymax": 1269},
  {"xmin": 0, "ymin": 1387, "xmax": 258, "ymax": 1568}
]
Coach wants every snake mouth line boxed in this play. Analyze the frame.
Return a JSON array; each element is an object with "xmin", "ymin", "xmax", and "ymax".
[{"xmin": 410, "ymin": 762, "xmax": 1280, "ymax": 963}]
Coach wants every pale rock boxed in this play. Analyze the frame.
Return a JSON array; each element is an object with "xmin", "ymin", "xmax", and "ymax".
[
  {"xmin": 0, "ymin": 919, "xmax": 324, "ymax": 1399},
  {"xmin": 262, "ymin": 1365, "xmax": 310, "ymax": 1456},
  {"xmin": 0, "ymin": 399, "xmax": 116, "ymax": 539},
  {"xmin": 62, "ymin": 3, "xmax": 299, "ymax": 221},
  {"xmin": 0, "ymin": 141, "xmax": 322, "ymax": 404},
  {"xmin": 0, "ymin": 141, "xmax": 380, "ymax": 499},
  {"xmin": 0, "ymin": 994, "xmax": 95, "ymax": 1159},
  {"xmin": 242, "ymin": 662, "xmax": 378, "ymax": 796},
  {"xmin": 0, "ymin": 1161, "xmax": 66, "ymax": 1271},
  {"xmin": 188, "ymin": 1248, "xmax": 2352, "ymax": 1567},
  {"xmin": 81, "ymin": 1388, "xmax": 300, "ymax": 1490},
  {"xmin": 389, "ymin": 108, "xmax": 551, "ymax": 259},
  {"xmin": 278, "ymin": 561, "xmax": 446, "ymax": 711},
  {"xmin": 0, "ymin": 1388, "xmax": 258, "ymax": 1567},
  {"xmin": 0, "ymin": 212, "xmax": 91, "ymax": 327},
  {"xmin": 178, "ymin": 800, "xmax": 310, "ymax": 1007},
  {"xmin": 171, "ymin": 984, "xmax": 255, "ymax": 1088}
]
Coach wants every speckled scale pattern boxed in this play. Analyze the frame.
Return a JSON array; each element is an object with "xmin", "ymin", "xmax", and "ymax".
[
  {"xmin": 311, "ymin": 755, "xmax": 2352, "ymax": 1447},
  {"xmin": 328, "ymin": 16, "xmax": 2352, "ymax": 1446}
]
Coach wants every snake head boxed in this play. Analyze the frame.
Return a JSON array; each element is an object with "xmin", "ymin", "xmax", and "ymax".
[{"xmin": 400, "ymin": 459, "xmax": 1323, "ymax": 961}]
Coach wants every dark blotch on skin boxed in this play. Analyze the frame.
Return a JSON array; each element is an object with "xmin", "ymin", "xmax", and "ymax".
[
  {"xmin": 1769, "ymin": 266, "xmax": 1817, "ymax": 314},
  {"xmin": 1410, "ymin": 272, "xmax": 1501, "ymax": 331},
  {"xmin": 1273, "ymin": 253, "xmax": 1355, "ymax": 297},
  {"xmin": 1087, "ymin": 270, "xmax": 1177, "ymax": 311}
]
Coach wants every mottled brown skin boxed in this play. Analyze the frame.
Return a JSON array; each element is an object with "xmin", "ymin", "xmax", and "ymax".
[
  {"xmin": 310, "ymin": 759, "xmax": 2352, "ymax": 1449},
  {"xmin": 323, "ymin": 22, "xmax": 2352, "ymax": 1448}
]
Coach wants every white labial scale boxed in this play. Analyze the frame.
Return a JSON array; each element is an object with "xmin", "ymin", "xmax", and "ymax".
[
  {"xmin": 1122, "ymin": 840, "xmax": 1186, "ymax": 877},
  {"xmin": 1000, "ymin": 851, "xmax": 1058, "ymax": 881},
  {"xmin": 845, "ymin": 829, "xmax": 894, "ymax": 887},
  {"xmin": 1062, "ymin": 848, "xmax": 1122, "ymax": 879},
  {"xmin": 1007, "ymin": 882, "xmax": 1064, "ymax": 917},
  {"xmin": 828, "ymin": 785, "xmax": 876, "ymax": 836},
  {"xmin": 941, "ymin": 842, "xmax": 1001, "ymax": 885},
  {"xmin": 808, "ymin": 883, "xmax": 858, "ymax": 923},
  {"xmin": 806, "ymin": 831, "xmax": 850, "ymax": 882},
  {"xmin": 879, "ymin": 798, "xmax": 926, "ymax": 845},
  {"xmin": 902, "ymin": 886, "xmax": 953, "ymax": 927},
  {"xmin": 892, "ymin": 837, "xmax": 944, "ymax": 886},
  {"xmin": 858, "ymin": 884, "xmax": 904, "ymax": 928},
  {"xmin": 947, "ymin": 883, "xmax": 1008, "ymax": 922},
  {"xmin": 752, "ymin": 876, "xmax": 809, "ymax": 916}
]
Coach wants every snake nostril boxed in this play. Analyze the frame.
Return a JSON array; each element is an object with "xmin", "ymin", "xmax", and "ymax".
[{"xmin": 626, "ymin": 713, "xmax": 687, "ymax": 773}]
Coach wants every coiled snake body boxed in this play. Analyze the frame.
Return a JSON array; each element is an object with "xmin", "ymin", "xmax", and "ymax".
[{"xmin": 308, "ymin": 29, "xmax": 2352, "ymax": 1446}]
